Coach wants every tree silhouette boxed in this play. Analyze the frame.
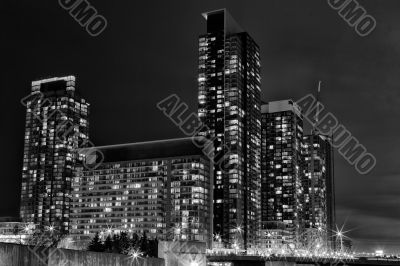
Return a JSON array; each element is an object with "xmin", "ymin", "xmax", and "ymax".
[
  {"xmin": 139, "ymin": 232, "xmax": 149, "ymax": 256},
  {"xmin": 87, "ymin": 232, "xmax": 104, "ymax": 252},
  {"xmin": 119, "ymin": 232, "xmax": 131, "ymax": 255},
  {"xmin": 104, "ymin": 235, "xmax": 113, "ymax": 252},
  {"xmin": 130, "ymin": 233, "xmax": 139, "ymax": 249},
  {"xmin": 86, "ymin": 231, "xmax": 158, "ymax": 257},
  {"xmin": 112, "ymin": 234, "xmax": 121, "ymax": 253}
]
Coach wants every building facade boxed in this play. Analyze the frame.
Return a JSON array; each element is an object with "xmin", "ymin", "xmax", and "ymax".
[
  {"xmin": 0, "ymin": 221, "xmax": 36, "ymax": 244},
  {"xmin": 303, "ymin": 133, "xmax": 335, "ymax": 250},
  {"xmin": 20, "ymin": 76, "xmax": 90, "ymax": 233},
  {"xmin": 70, "ymin": 137, "xmax": 214, "ymax": 248},
  {"xmin": 261, "ymin": 100, "xmax": 304, "ymax": 251},
  {"xmin": 197, "ymin": 9, "xmax": 262, "ymax": 249}
]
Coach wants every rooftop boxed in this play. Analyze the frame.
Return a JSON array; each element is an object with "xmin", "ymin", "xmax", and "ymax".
[
  {"xmin": 85, "ymin": 137, "xmax": 213, "ymax": 163},
  {"xmin": 261, "ymin": 99, "xmax": 302, "ymax": 117}
]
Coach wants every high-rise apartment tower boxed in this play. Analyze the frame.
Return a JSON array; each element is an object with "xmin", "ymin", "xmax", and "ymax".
[
  {"xmin": 197, "ymin": 9, "xmax": 262, "ymax": 249},
  {"xmin": 20, "ymin": 76, "xmax": 89, "ymax": 233},
  {"xmin": 261, "ymin": 100, "xmax": 303, "ymax": 250}
]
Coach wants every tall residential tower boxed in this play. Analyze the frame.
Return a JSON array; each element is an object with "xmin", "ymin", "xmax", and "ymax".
[
  {"xmin": 302, "ymin": 85, "xmax": 336, "ymax": 250},
  {"xmin": 197, "ymin": 9, "xmax": 262, "ymax": 249},
  {"xmin": 20, "ymin": 76, "xmax": 89, "ymax": 233},
  {"xmin": 261, "ymin": 100, "xmax": 304, "ymax": 250},
  {"xmin": 303, "ymin": 133, "xmax": 335, "ymax": 250}
]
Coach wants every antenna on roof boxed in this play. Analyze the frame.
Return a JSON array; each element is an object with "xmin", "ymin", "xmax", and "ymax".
[{"xmin": 313, "ymin": 81, "xmax": 322, "ymax": 134}]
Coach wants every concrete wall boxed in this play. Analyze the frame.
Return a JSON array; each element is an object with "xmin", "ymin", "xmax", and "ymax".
[
  {"xmin": 0, "ymin": 242, "xmax": 48, "ymax": 266},
  {"xmin": 158, "ymin": 241, "xmax": 207, "ymax": 266},
  {"xmin": 0, "ymin": 242, "xmax": 164, "ymax": 266}
]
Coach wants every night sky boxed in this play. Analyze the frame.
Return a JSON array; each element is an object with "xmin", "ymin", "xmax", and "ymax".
[{"xmin": 1, "ymin": 0, "xmax": 399, "ymax": 252}]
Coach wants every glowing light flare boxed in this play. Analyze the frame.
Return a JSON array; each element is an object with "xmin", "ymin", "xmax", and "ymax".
[
  {"xmin": 214, "ymin": 233, "xmax": 222, "ymax": 242},
  {"xmin": 45, "ymin": 225, "xmax": 55, "ymax": 232},
  {"xmin": 235, "ymin": 225, "xmax": 243, "ymax": 234},
  {"xmin": 333, "ymin": 224, "xmax": 352, "ymax": 239},
  {"xmin": 129, "ymin": 249, "xmax": 143, "ymax": 261}
]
